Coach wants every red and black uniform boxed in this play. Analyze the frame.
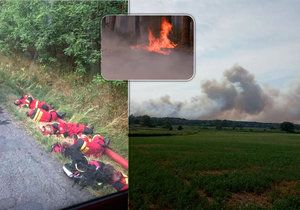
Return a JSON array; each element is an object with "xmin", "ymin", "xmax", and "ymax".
[
  {"xmin": 53, "ymin": 122, "xmax": 93, "ymax": 137},
  {"xmin": 88, "ymin": 160, "xmax": 128, "ymax": 191},
  {"xmin": 14, "ymin": 95, "xmax": 52, "ymax": 111},
  {"xmin": 63, "ymin": 154, "xmax": 128, "ymax": 191},
  {"xmin": 51, "ymin": 134, "xmax": 107, "ymax": 157},
  {"xmin": 27, "ymin": 108, "xmax": 61, "ymax": 122},
  {"xmin": 76, "ymin": 134, "xmax": 106, "ymax": 157}
]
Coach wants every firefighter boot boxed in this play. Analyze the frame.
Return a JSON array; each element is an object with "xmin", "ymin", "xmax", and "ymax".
[
  {"xmin": 104, "ymin": 137, "xmax": 110, "ymax": 146},
  {"xmin": 57, "ymin": 112, "xmax": 66, "ymax": 119}
]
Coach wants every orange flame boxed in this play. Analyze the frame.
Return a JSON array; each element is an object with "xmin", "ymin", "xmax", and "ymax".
[
  {"xmin": 131, "ymin": 17, "xmax": 177, "ymax": 55},
  {"xmin": 147, "ymin": 17, "xmax": 177, "ymax": 55}
]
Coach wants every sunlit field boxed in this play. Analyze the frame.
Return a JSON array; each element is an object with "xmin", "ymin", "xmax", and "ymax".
[{"xmin": 129, "ymin": 130, "xmax": 300, "ymax": 209}]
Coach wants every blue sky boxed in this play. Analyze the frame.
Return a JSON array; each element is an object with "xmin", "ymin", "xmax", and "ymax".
[{"xmin": 129, "ymin": 0, "xmax": 300, "ymax": 122}]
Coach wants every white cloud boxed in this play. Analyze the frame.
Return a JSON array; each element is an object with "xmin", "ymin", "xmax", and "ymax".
[{"xmin": 129, "ymin": 0, "xmax": 300, "ymax": 122}]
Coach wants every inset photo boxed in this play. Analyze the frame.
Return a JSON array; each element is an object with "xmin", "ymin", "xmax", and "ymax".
[{"xmin": 101, "ymin": 15, "xmax": 194, "ymax": 80}]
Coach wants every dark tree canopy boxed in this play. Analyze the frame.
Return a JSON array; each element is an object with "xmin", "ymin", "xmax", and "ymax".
[
  {"xmin": 162, "ymin": 121, "xmax": 172, "ymax": 130},
  {"xmin": 280, "ymin": 122, "xmax": 295, "ymax": 133},
  {"xmin": 140, "ymin": 115, "xmax": 154, "ymax": 127},
  {"xmin": 177, "ymin": 125, "xmax": 183, "ymax": 130}
]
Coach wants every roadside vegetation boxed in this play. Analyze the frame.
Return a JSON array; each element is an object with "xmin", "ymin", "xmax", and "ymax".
[{"xmin": 0, "ymin": 0, "xmax": 128, "ymax": 197}]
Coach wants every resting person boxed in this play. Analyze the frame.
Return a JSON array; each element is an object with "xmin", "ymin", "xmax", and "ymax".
[
  {"xmin": 40, "ymin": 121, "xmax": 93, "ymax": 137},
  {"xmin": 63, "ymin": 148, "xmax": 128, "ymax": 191},
  {"xmin": 27, "ymin": 108, "xmax": 65, "ymax": 123},
  {"xmin": 51, "ymin": 134, "xmax": 109, "ymax": 157},
  {"xmin": 14, "ymin": 94, "xmax": 52, "ymax": 111}
]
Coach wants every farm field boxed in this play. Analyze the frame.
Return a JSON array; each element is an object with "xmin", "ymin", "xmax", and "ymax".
[{"xmin": 129, "ymin": 130, "xmax": 300, "ymax": 209}]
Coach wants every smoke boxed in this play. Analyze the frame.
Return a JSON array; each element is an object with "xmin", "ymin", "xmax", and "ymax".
[
  {"xmin": 131, "ymin": 65, "xmax": 300, "ymax": 123},
  {"xmin": 202, "ymin": 65, "xmax": 269, "ymax": 115},
  {"xmin": 101, "ymin": 26, "xmax": 193, "ymax": 80},
  {"xmin": 253, "ymin": 82, "xmax": 300, "ymax": 122},
  {"xmin": 131, "ymin": 95, "xmax": 215, "ymax": 119}
]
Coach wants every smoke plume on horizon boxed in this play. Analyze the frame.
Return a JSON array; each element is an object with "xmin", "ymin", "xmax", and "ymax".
[{"xmin": 130, "ymin": 65, "xmax": 300, "ymax": 123}]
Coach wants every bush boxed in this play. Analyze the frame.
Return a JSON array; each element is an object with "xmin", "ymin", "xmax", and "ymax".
[
  {"xmin": 280, "ymin": 122, "xmax": 295, "ymax": 133},
  {"xmin": 177, "ymin": 125, "xmax": 183, "ymax": 130},
  {"xmin": 0, "ymin": 0, "xmax": 127, "ymax": 75}
]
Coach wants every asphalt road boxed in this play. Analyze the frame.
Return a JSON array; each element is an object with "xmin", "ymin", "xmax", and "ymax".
[{"xmin": 0, "ymin": 106, "xmax": 93, "ymax": 210}]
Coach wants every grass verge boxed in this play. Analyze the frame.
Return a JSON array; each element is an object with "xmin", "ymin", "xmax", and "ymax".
[{"xmin": 0, "ymin": 54, "xmax": 128, "ymax": 196}]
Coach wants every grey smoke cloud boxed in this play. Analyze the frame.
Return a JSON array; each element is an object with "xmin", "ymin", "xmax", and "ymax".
[
  {"xmin": 202, "ymin": 65, "xmax": 269, "ymax": 115},
  {"xmin": 131, "ymin": 65, "xmax": 300, "ymax": 123}
]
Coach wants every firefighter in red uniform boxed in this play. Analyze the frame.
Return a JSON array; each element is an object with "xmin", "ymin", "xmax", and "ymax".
[
  {"xmin": 40, "ymin": 121, "xmax": 93, "ymax": 137},
  {"xmin": 14, "ymin": 94, "xmax": 52, "ymax": 111},
  {"xmin": 85, "ymin": 160, "xmax": 128, "ymax": 191},
  {"xmin": 26, "ymin": 108, "xmax": 65, "ymax": 122},
  {"xmin": 77, "ymin": 134, "xmax": 107, "ymax": 157},
  {"xmin": 51, "ymin": 134, "xmax": 109, "ymax": 157},
  {"xmin": 62, "ymin": 149, "xmax": 128, "ymax": 191}
]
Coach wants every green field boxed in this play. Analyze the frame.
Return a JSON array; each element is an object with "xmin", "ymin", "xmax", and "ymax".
[{"xmin": 129, "ymin": 130, "xmax": 300, "ymax": 209}]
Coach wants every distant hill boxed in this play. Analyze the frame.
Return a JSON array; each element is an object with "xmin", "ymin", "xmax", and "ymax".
[{"xmin": 129, "ymin": 115, "xmax": 300, "ymax": 130}]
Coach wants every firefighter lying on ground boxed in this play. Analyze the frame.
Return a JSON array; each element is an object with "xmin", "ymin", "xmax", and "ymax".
[
  {"xmin": 14, "ymin": 94, "xmax": 53, "ymax": 111},
  {"xmin": 40, "ymin": 121, "xmax": 94, "ymax": 138},
  {"xmin": 27, "ymin": 108, "xmax": 65, "ymax": 123},
  {"xmin": 51, "ymin": 134, "xmax": 109, "ymax": 158},
  {"xmin": 62, "ymin": 147, "xmax": 128, "ymax": 191}
]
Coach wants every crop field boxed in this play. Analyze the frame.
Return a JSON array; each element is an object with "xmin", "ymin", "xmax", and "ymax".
[{"xmin": 129, "ymin": 130, "xmax": 300, "ymax": 209}]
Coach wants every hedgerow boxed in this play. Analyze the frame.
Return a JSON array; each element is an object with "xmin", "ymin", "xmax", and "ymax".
[{"xmin": 0, "ymin": 0, "xmax": 127, "ymax": 75}]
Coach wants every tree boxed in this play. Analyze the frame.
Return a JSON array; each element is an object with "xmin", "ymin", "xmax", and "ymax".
[
  {"xmin": 181, "ymin": 16, "xmax": 192, "ymax": 47},
  {"xmin": 162, "ymin": 121, "xmax": 172, "ymax": 130},
  {"xmin": 280, "ymin": 122, "xmax": 295, "ymax": 133},
  {"xmin": 140, "ymin": 115, "xmax": 154, "ymax": 127},
  {"xmin": 215, "ymin": 120, "xmax": 222, "ymax": 130},
  {"xmin": 128, "ymin": 114, "xmax": 135, "ymax": 125},
  {"xmin": 177, "ymin": 125, "xmax": 183, "ymax": 130}
]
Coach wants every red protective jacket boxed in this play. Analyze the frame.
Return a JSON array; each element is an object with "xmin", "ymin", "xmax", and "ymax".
[
  {"xmin": 55, "ymin": 122, "xmax": 93, "ymax": 137},
  {"xmin": 27, "ymin": 108, "xmax": 59, "ymax": 122},
  {"xmin": 76, "ymin": 134, "xmax": 106, "ymax": 157},
  {"xmin": 15, "ymin": 95, "xmax": 52, "ymax": 111}
]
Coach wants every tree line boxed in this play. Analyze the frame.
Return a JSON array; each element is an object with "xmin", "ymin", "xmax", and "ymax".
[
  {"xmin": 0, "ymin": 0, "xmax": 127, "ymax": 75},
  {"xmin": 129, "ymin": 115, "xmax": 299, "ymax": 133}
]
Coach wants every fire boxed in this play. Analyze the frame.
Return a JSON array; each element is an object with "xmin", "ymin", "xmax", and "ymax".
[{"xmin": 132, "ymin": 17, "xmax": 177, "ymax": 55}]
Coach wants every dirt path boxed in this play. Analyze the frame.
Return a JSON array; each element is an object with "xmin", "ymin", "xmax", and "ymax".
[{"xmin": 0, "ymin": 106, "xmax": 93, "ymax": 210}]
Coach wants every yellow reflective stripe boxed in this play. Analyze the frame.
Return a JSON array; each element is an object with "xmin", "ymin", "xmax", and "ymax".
[
  {"xmin": 121, "ymin": 173, "xmax": 128, "ymax": 184},
  {"xmin": 36, "ymin": 111, "xmax": 43, "ymax": 122},
  {"xmin": 33, "ymin": 109, "xmax": 43, "ymax": 122},
  {"xmin": 33, "ymin": 109, "xmax": 40, "ymax": 121},
  {"xmin": 80, "ymin": 141, "xmax": 88, "ymax": 153},
  {"xmin": 35, "ymin": 101, "xmax": 38, "ymax": 108},
  {"xmin": 82, "ymin": 147, "xmax": 89, "ymax": 153},
  {"xmin": 25, "ymin": 99, "xmax": 30, "ymax": 104}
]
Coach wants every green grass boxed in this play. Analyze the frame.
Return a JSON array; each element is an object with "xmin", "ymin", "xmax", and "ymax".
[
  {"xmin": 129, "ymin": 130, "xmax": 300, "ymax": 209},
  {"xmin": 0, "ymin": 54, "xmax": 128, "ymax": 196}
]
